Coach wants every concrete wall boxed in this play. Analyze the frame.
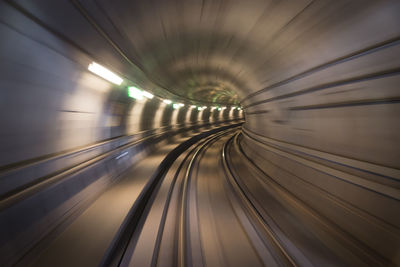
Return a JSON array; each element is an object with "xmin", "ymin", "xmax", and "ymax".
[
  {"xmin": 0, "ymin": 3, "xmax": 242, "ymax": 264},
  {"xmin": 0, "ymin": 1, "xmax": 241, "ymax": 169},
  {"xmin": 240, "ymin": 1, "xmax": 400, "ymax": 263}
]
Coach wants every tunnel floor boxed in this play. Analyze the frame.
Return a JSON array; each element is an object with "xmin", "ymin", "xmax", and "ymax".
[{"xmin": 11, "ymin": 124, "xmax": 387, "ymax": 267}]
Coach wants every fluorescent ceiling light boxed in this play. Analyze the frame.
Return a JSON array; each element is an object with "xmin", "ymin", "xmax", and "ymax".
[
  {"xmin": 88, "ymin": 62, "xmax": 123, "ymax": 85},
  {"xmin": 128, "ymin": 86, "xmax": 143, "ymax": 100},
  {"xmin": 173, "ymin": 103, "xmax": 184, "ymax": 109},
  {"xmin": 163, "ymin": 99, "xmax": 172, "ymax": 104},
  {"xmin": 142, "ymin": 91, "xmax": 154, "ymax": 99}
]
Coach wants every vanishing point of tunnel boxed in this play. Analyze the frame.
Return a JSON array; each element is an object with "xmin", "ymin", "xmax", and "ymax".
[{"xmin": 0, "ymin": 0, "xmax": 399, "ymax": 266}]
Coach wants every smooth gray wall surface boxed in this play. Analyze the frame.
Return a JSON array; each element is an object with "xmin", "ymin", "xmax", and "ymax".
[
  {"xmin": 0, "ymin": 1, "xmax": 241, "ymax": 168},
  {"xmin": 239, "ymin": 1, "xmax": 400, "ymax": 263}
]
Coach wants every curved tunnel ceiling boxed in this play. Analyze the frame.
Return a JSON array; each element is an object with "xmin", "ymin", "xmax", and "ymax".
[
  {"xmin": 11, "ymin": 0, "xmax": 399, "ymax": 106},
  {"xmin": 75, "ymin": 0, "xmax": 315, "ymax": 105}
]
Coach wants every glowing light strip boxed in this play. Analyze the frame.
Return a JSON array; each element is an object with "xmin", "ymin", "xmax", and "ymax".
[
  {"xmin": 88, "ymin": 62, "xmax": 123, "ymax": 85},
  {"xmin": 172, "ymin": 103, "xmax": 185, "ymax": 109},
  {"xmin": 128, "ymin": 86, "xmax": 143, "ymax": 100},
  {"xmin": 142, "ymin": 91, "xmax": 154, "ymax": 99}
]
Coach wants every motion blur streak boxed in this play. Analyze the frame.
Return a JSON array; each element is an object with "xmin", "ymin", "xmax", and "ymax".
[{"xmin": 0, "ymin": 0, "xmax": 399, "ymax": 266}]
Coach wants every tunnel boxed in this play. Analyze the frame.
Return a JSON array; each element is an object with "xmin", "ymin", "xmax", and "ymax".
[{"xmin": 0, "ymin": 0, "xmax": 399, "ymax": 266}]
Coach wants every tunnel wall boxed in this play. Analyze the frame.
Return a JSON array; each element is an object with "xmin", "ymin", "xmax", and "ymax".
[
  {"xmin": 0, "ymin": 3, "xmax": 243, "ymax": 264},
  {"xmin": 240, "ymin": 3, "xmax": 400, "ymax": 263},
  {"xmin": 0, "ymin": 1, "xmax": 242, "ymax": 168}
]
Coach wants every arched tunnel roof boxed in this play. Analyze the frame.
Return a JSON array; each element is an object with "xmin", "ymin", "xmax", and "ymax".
[
  {"xmin": 9, "ymin": 0, "xmax": 398, "ymax": 106},
  {"xmin": 68, "ymin": 0, "xmax": 398, "ymax": 106}
]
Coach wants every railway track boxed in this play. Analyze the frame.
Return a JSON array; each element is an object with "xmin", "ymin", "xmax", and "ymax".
[
  {"xmin": 111, "ymin": 127, "xmax": 296, "ymax": 267},
  {"xmin": 24, "ymin": 123, "xmax": 394, "ymax": 267},
  {"xmin": 110, "ymin": 126, "xmax": 392, "ymax": 267}
]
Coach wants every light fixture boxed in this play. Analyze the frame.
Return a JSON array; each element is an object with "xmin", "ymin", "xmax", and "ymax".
[
  {"xmin": 142, "ymin": 91, "xmax": 154, "ymax": 99},
  {"xmin": 172, "ymin": 103, "xmax": 184, "ymax": 109},
  {"xmin": 88, "ymin": 62, "xmax": 123, "ymax": 85},
  {"xmin": 163, "ymin": 99, "xmax": 172, "ymax": 104},
  {"xmin": 128, "ymin": 86, "xmax": 143, "ymax": 100}
]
